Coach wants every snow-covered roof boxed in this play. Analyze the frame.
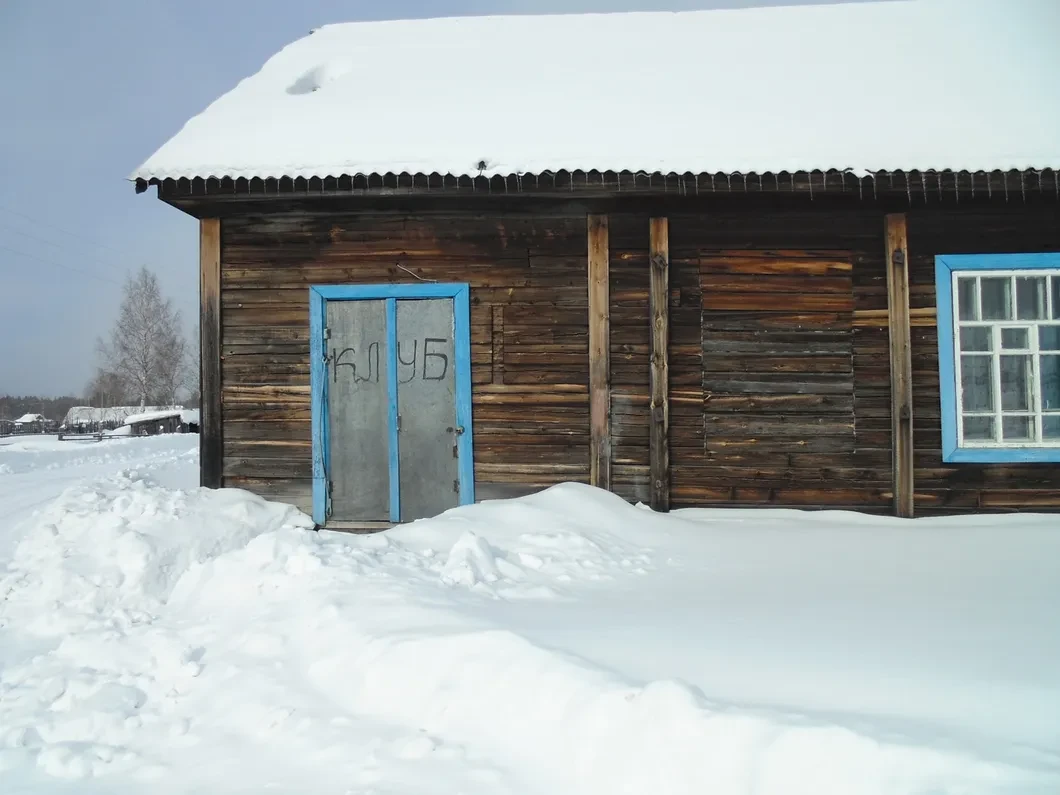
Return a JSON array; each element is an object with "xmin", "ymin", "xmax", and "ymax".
[
  {"xmin": 133, "ymin": 0, "xmax": 1060, "ymax": 183},
  {"xmin": 63, "ymin": 406, "xmax": 181, "ymax": 427},
  {"xmin": 123, "ymin": 409, "xmax": 185, "ymax": 426},
  {"xmin": 13, "ymin": 414, "xmax": 45, "ymax": 424}
]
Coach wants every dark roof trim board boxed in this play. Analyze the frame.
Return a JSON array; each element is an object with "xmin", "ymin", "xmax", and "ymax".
[{"xmin": 141, "ymin": 168, "xmax": 1060, "ymax": 204}]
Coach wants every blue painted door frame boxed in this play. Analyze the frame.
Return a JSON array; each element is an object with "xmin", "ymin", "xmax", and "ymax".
[{"xmin": 309, "ymin": 283, "xmax": 475, "ymax": 525}]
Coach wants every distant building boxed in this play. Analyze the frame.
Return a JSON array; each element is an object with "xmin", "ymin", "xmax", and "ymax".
[
  {"xmin": 123, "ymin": 409, "xmax": 200, "ymax": 436},
  {"xmin": 62, "ymin": 405, "xmax": 183, "ymax": 433},
  {"xmin": 13, "ymin": 414, "xmax": 46, "ymax": 434}
]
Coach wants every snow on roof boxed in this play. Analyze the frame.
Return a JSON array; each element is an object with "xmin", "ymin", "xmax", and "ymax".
[
  {"xmin": 13, "ymin": 414, "xmax": 45, "ymax": 424},
  {"xmin": 133, "ymin": 0, "xmax": 1060, "ymax": 183},
  {"xmin": 63, "ymin": 406, "xmax": 180, "ymax": 427},
  {"xmin": 123, "ymin": 409, "xmax": 185, "ymax": 426}
]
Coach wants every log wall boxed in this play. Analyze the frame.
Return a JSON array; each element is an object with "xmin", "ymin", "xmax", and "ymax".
[
  {"xmin": 668, "ymin": 211, "xmax": 893, "ymax": 510},
  {"xmin": 907, "ymin": 207, "xmax": 1060, "ymax": 512},
  {"xmin": 220, "ymin": 212, "xmax": 590, "ymax": 513},
  {"xmin": 212, "ymin": 201, "xmax": 1060, "ymax": 517}
]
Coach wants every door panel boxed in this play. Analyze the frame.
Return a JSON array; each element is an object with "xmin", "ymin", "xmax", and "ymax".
[
  {"xmin": 396, "ymin": 298, "xmax": 459, "ymax": 521},
  {"xmin": 326, "ymin": 299, "xmax": 390, "ymax": 521}
]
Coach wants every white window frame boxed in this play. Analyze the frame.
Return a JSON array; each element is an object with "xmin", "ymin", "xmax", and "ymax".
[
  {"xmin": 951, "ymin": 269, "xmax": 1060, "ymax": 449},
  {"xmin": 935, "ymin": 253, "xmax": 1060, "ymax": 464}
]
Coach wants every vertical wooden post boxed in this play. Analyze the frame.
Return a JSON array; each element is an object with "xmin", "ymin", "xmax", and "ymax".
[
  {"xmin": 885, "ymin": 213, "xmax": 914, "ymax": 517},
  {"xmin": 200, "ymin": 218, "xmax": 223, "ymax": 489},
  {"xmin": 648, "ymin": 217, "xmax": 671, "ymax": 511},
  {"xmin": 587, "ymin": 214, "xmax": 611, "ymax": 491}
]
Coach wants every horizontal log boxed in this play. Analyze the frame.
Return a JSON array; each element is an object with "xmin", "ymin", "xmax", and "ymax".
[
  {"xmin": 703, "ymin": 293, "xmax": 855, "ymax": 312},
  {"xmin": 698, "ymin": 251, "xmax": 854, "ymax": 276},
  {"xmin": 701, "ymin": 312, "xmax": 850, "ymax": 331},
  {"xmin": 704, "ymin": 416, "xmax": 855, "ymax": 436},
  {"xmin": 705, "ymin": 393, "xmax": 854, "ymax": 413},
  {"xmin": 705, "ymin": 436, "xmax": 855, "ymax": 454},
  {"xmin": 703, "ymin": 376, "xmax": 853, "ymax": 395},
  {"xmin": 225, "ymin": 420, "xmax": 311, "ymax": 441},
  {"xmin": 852, "ymin": 307, "xmax": 937, "ymax": 328},
  {"xmin": 224, "ymin": 456, "xmax": 313, "ymax": 478},
  {"xmin": 702, "ymin": 355, "xmax": 852, "ymax": 375},
  {"xmin": 700, "ymin": 274, "xmax": 852, "ymax": 294}
]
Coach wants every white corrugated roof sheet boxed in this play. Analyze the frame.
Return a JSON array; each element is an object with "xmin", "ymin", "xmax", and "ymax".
[{"xmin": 132, "ymin": 0, "xmax": 1060, "ymax": 182}]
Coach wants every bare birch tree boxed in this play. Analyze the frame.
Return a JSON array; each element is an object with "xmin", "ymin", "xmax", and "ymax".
[
  {"xmin": 96, "ymin": 267, "xmax": 188, "ymax": 406},
  {"xmin": 84, "ymin": 369, "xmax": 128, "ymax": 408}
]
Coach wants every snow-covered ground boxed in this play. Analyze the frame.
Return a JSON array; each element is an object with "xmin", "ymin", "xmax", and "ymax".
[{"xmin": 1, "ymin": 436, "xmax": 1058, "ymax": 794}]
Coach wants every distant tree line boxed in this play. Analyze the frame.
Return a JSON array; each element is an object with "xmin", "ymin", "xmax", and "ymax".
[
  {"xmin": 0, "ymin": 395, "xmax": 82, "ymax": 424},
  {"xmin": 89, "ymin": 267, "xmax": 199, "ymax": 408}
]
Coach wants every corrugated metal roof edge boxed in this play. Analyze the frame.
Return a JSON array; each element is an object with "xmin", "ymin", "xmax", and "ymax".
[
  {"xmin": 136, "ymin": 167, "xmax": 1060, "ymax": 201},
  {"xmin": 134, "ymin": 166, "xmax": 1059, "ymax": 183}
]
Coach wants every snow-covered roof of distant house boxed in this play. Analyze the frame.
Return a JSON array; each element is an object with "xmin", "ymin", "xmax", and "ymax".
[
  {"xmin": 13, "ymin": 414, "xmax": 45, "ymax": 424},
  {"xmin": 123, "ymin": 409, "xmax": 185, "ymax": 426},
  {"xmin": 132, "ymin": 0, "xmax": 1060, "ymax": 184},
  {"xmin": 63, "ymin": 406, "xmax": 181, "ymax": 427}
]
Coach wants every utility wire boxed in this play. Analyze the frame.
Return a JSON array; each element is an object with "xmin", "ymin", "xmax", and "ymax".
[
  {"xmin": 0, "ymin": 244, "xmax": 123, "ymax": 286},
  {"xmin": 0, "ymin": 203, "xmax": 127, "ymax": 259},
  {"xmin": 0, "ymin": 218, "xmax": 124, "ymax": 273}
]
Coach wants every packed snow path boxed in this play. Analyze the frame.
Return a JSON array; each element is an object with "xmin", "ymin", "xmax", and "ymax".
[{"xmin": 1, "ymin": 436, "xmax": 1058, "ymax": 794}]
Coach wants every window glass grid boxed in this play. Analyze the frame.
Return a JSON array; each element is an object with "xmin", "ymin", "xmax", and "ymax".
[{"xmin": 953, "ymin": 270, "xmax": 1060, "ymax": 448}]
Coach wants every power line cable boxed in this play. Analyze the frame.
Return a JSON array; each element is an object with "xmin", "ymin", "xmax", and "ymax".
[
  {"xmin": 0, "ymin": 244, "xmax": 123, "ymax": 286},
  {"xmin": 0, "ymin": 203, "xmax": 127, "ymax": 259},
  {"xmin": 0, "ymin": 218, "xmax": 125, "ymax": 274}
]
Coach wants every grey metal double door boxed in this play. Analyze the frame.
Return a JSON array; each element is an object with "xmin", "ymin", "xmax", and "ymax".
[{"xmin": 326, "ymin": 297, "xmax": 462, "ymax": 523}]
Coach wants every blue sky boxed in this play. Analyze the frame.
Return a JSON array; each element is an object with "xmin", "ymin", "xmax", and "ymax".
[{"xmin": 0, "ymin": 0, "xmax": 842, "ymax": 397}]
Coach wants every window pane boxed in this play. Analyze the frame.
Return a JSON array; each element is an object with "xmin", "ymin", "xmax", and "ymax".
[
  {"xmin": 1052, "ymin": 276, "xmax": 1060, "ymax": 320},
  {"xmin": 980, "ymin": 277, "xmax": 1012, "ymax": 320},
  {"xmin": 1000, "ymin": 355, "xmax": 1032, "ymax": 411},
  {"xmin": 1044, "ymin": 415, "xmax": 1060, "ymax": 440},
  {"xmin": 1040, "ymin": 325, "xmax": 1060, "ymax": 351},
  {"xmin": 1042, "ymin": 355, "xmax": 1060, "ymax": 411},
  {"xmin": 1001, "ymin": 328, "xmax": 1029, "ymax": 349},
  {"xmin": 1002, "ymin": 416, "xmax": 1034, "ymax": 441},
  {"xmin": 1016, "ymin": 276, "xmax": 1047, "ymax": 320},
  {"xmin": 961, "ymin": 355, "xmax": 994, "ymax": 412},
  {"xmin": 962, "ymin": 415, "xmax": 995, "ymax": 441},
  {"xmin": 960, "ymin": 326, "xmax": 992, "ymax": 352},
  {"xmin": 958, "ymin": 278, "xmax": 978, "ymax": 321}
]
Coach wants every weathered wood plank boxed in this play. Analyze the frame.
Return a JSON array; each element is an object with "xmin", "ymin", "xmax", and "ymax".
[
  {"xmin": 201, "ymin": 218, "xmax": 223, "ymax": 489},
  {"xmin": 587, "ymin": 214, "xmax": 611, "ymax": 490},
  {"xmin": 885, "ymin": 213, "xmax": 914, "ymax": 518},
  {"xmin": 648, "ymin": 217, "xmax": 670, "ymax": 511},
  {"xmin": 491, "ymin": 305, "xmax": 504, "ymax": 384}
]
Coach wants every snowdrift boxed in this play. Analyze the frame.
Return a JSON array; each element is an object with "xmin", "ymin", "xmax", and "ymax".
[{"xmin": 1, "ymin": 445, "xmax": 1058, "ymax": 794}]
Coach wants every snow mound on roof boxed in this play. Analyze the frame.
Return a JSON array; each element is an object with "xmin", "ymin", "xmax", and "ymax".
[
  {"xmin": 133, "ymin": 0, "xmax": 1060, "ymax": 182},
  {"xmin": 286, "ymin": 57, "xmax": 354, "ymax": 95}
]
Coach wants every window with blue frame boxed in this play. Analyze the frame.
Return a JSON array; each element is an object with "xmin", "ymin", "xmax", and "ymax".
[{"xmin": 936, "ymin": 253, "xmax": 1060, "ymax": 463}]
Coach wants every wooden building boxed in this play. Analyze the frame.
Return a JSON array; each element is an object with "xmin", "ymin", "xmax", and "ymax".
[
  {"xmin": 123, "ymin": 409, "xmax": 200, "ymax": 437},
  {"xmin": 132, "ymin": 2, "xmax": 1060, "ymax": 526},
  {"xmin": 12, "ymin": 414, "xmax": 46, "ymax": 435}
]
